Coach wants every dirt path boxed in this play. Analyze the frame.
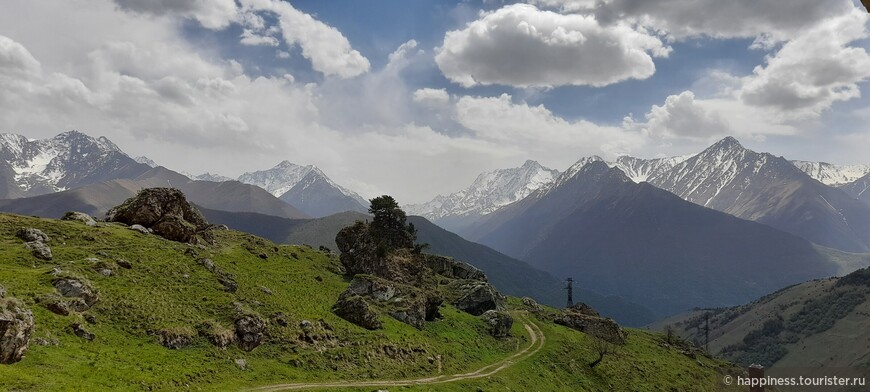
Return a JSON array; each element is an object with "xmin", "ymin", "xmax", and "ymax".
[{"xmin": 247, "ymin": 314, "xmax": 546, "ymax": 391}]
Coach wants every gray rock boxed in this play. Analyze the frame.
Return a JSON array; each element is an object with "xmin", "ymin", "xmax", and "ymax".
[
  {"xmin": 452, "ymin": 282, "xmax": 506, "ymax": 316},
  {"xmin": 0, "ymin": 286, "xmax": 5, "ymax": 298},
  {"xmin": 235, "ymin": 314, "xmax": 266, "ymax": 352},
  {"xmin": 98, "ymin": 269, "xmax": 113, "ymax": 277},
  {"xmin": 107, "ymin": 188, "xmax": 208, "ymax": 244},
  {"xmin": 16, "ymin": 228, "xmax": 49, "ymax": 243},
  {"xmin": 259, "ymin": 286, "xmax": 273, "ymax": 295},
  {"xmin": 159, "ymin": 328, "xmax": 195, "ymax": 349},
  {"xmin": 70, "ymin": 323, "xmax": 95, "ymax": 341},
  {"xmin": 61, "ymin": 212, "xmax": 97, "ymax": 227},
  {"xmin": 424, "ymin": 254, "xmax": 486, "ymax": 281},
  {"xmin": 0, "ymin": 298, "xmax": 34, "ymax": 364},
  {"xmin": 555, "ymin": 306, "xmax": 626, "ymax": 345},
  {"xmin": 521, "ymin": 297, "xmax": 542, "ymax": 312},
  {"xmin": 234, "ymin": 358, "xmax": 247, "ymax": 370},
  {"xmin": 52, "ymin": 277, "xmax": 99, "ymax": 307},
  {"xmin": 116, "ymin": 259, "xmax": 132, "ymax": 269},
  {"xmin": 333, "ymin": 294, "xmax": 382, "ymax": 330},
  {"xmin": 129, "ymin": 224, "xmax": 150, "ymax": 234},
  {"xmin": 25, "ymin": 241, "xmax": 53, "ymax": 261},
  {"xmin": 340, "ymin": 275, "xmax": 441, "ymax": 330},
  {"xmin": 481, "ymin": 310, "xmax": 513, "ymax": 338}
]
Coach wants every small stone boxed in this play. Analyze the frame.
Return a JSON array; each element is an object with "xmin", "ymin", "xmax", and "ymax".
[
  {"xmin": 234, "ymin": 358, "xmax": 247, "ymax": 370},
  {"xmin": 62, "ymin": 212, "xmax": 97, "ymax": 227},
  {"xmin": 98, "ymin": 269, "xmax": 113, "ymax": 277},
  {"xmin": 273, "ymin": 312, "xmax": 289, "ymax": 327},
  {"xmin": 259, "ymin": 286, "xmax": 273, "ymax": 295},
  {"xmin": 314, "ymin": 276, "xmax": 323, "ymax": 282},
  {"xmin": 70, "ymin": 323, "xmax": 95, "ymax": 341},
  {"xmin": 129, "ymin": 224, "xmax": 150, "ymax": 234},
  {"xmin": 116, "ymin": 259, "xmax": 133, "ymax": 269},
  {"xmin": 25, "ymin": 241, "xmax": 53, "ymax": 261},
  {"xmin": 84, "ymin": 314, "xmax": 97, "ymax": 324},
  {"xmin": 0, "ymin": 286, "xmax": 5, "ymax": 298}
]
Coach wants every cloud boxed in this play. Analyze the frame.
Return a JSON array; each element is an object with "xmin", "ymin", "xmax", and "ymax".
[
  {"xmin": 456, "ymin": 93, "xmax": 645, "ymax": 163},
  {"xmin": 740, "ymin": 8, "xmax": 870, "ymax": 118},
  {"xmin": 112, "ymin": 0, "xmax": 239, "ymax": 30},
  {"xmin": 413, "ymin": 88, "xmax": 450, "ymax": 106},
  {"xmin": 634, "ymin": 91, "xmax": 731, "ymax": 139},
  {"xmin": 240, "ymin": 0, "xmax": 370, "ymax": 78},
  {"xmin": 586, "ymin": 0, "xmax": 854, "ymax": 43},
  {"xmin": 435, "ymin": 4, "xmax": 670, "ymax": 88},
  {"xmin": 239, "ymin": 29, "xmax": 279, "ymax": 46},
  {"xmin": 0, "ymin": 35, "xmax": 41, "ymax": 77}
]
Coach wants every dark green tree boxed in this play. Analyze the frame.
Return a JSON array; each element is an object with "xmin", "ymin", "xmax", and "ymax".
[{"xmin": 368, "ymin": 195, "xmax": 416, "ymax": 252}]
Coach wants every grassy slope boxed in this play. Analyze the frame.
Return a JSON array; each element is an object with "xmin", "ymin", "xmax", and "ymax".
[{"xmin": 0, "ymin": 213, "xmax": 738, "ymax": 391}]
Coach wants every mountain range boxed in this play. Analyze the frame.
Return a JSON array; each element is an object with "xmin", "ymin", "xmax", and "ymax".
[
  {"xmin": 462, "ymin": 160, "xmax": 866, "ymax": 317},
  {"xmin": 0, "ymin": 131, "xmax": 151, "ymax": 198}
]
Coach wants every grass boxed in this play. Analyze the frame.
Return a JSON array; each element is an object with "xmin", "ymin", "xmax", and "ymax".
[{"xmin": 0, "ymin": 213, "xmax": 740, "ymax": 391}]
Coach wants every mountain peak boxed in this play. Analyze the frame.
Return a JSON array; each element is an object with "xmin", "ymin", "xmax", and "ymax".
[
  {"xmin": 711, "ymin": 136, "xmax": 743, "ymax": 151},
  {"xmin": 274, "ymin": 160, "xmax": 303, "ymax": 170}
]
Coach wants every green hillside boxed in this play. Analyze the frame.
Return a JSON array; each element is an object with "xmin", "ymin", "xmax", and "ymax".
[{"xmin": 0, "ymin": 213, "xmax": 740, "ymax": 391}]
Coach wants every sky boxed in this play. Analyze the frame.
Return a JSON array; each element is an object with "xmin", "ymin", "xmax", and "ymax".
[{"xmin": 1, "ymin": 0, "xmax": 869, "ymax": 203}]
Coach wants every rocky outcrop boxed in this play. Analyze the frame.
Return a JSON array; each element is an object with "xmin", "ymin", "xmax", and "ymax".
[
  {"xmin": 0, "ymin": 298, "xmax": 34, "ymax": 364},
  {"xmin": 106, "ymin": 188, "xmax": 209, "ymax": 243},
  {"xmin": 197, "ymin": 321, "xmax": 236, "ymax": 348},
  {"xmin": 62, "ymin": 211, "xmax": 97, "ymax": 227},
  {"xmin": 339, "ymin": 275, "xmax": 442, "ymax": 330},
  {"xmin": 336, "ymin": 223, "xmax": 427, "ymax": 286},
  {"xmin": 16, "ymin": 228, "xmax": 49, "ymax": 243},
  {"xmin": 521, "ymin": 297, "xmax": 542, "ymax": 312},
  {"xmin": 450, "ymin": 281, "xmax": 506, "ymax": 316},
  {"xmin": 159, "ymin": 327, "xmax": 196, "ymax": 349},
  {"xmin": 555, "ymin": 303, "xmax": 626, "ymax": 345},
  {"xmin": 424, "ymin": 254, "xmax": 486, "ymax": 281},
  {"xmin": 235, "ymin": 314, "xmax": 266, "ymax": 352},
  {"xmin": 482, "ymin": 310, "xmax": 513, "ymax": 338},
  {"xmin": 17, "ymin": 228, "xmax": 52, "ymax": 261},
  {"xmin": 52, "ymin": 277, "xmax": 99, "ymax": 309},
  {"xmin": 333, "ymin": 294, "xmax": 383, "ymax": 330}
]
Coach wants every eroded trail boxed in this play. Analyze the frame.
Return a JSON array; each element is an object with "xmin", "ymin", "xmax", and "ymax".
[{"xmin": 247, "ymin": 314, "xmax": 546, "ymax": 391}]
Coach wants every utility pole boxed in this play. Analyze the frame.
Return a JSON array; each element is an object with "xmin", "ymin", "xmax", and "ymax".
[
  {"xmin": 704, "ymin": 313, "xmax": 710, "ymax": 353},
  {"xmin": 565, "ymin": 277, "xmax": 574, "ymax": 308}
]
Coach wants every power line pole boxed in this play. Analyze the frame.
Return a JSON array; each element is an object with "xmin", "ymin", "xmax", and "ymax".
[
  {"xmin": 565, "ymin": 277, "xmax": 574, "ymax": 308},
  {"xmin": 704, "ymin": 312, "xmax": 710, "ymax": 353}
]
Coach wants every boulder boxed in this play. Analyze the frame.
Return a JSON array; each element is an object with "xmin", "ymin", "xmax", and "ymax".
[
  {"xmin": 235, "ymin": 314, "xmax": 266, "ymax": 352},
  {"xmin": 106, "ymin": 188, "xmax": 207, "ymax": 243},
  {"xmin": 16, "ymin": 228, "xmax": 49, "ymax": 243},
  {"xmin": 335, "ymin": 223, "xmax": 426, "ymax": 285},
  {"xmin": 61, "ymin": 212, "xmax": 97, "ymax": 227},
  {"xmin": 159, "ymin": 327, "xmax": 196, "ymax": 349},
  {"xmin": 555, "ymin": 308, "xmax": 626, "ymax": 345},
  {"xmin": 452, "ymin": 282, "xmax": 506, "ymax": 316},
  {"xmin": 0, "ymin": 298, "xmax": 34, "ymax": 364},
  {"xmin": 333, "ymin": 294, "xmax": 382, "ymax": 330},
  {"xmin": 341, "ymin": 275, "xmax": 441, "ymax": 329},
  {"xmin": 129, "ymin": 224, "xmax": 150, "ymax": 234},
  {"xmin": 25, "ymin": 241, "xmax": 52, "ymax": 261},
  {"xmin": 521, "ymin": 297, "xmax": 542, "ymax": 312},
  {"xmin": 52, "ymin": 278, "xmax": 99, "ymax": 308},
  {"xmin": 70, "ymin": 323, "xmax": 95, "ymax": 341},
  {"xmin": 424, "ymin": 254, "xmax": 486, "ymax": 281},
  {"xmin": 567, "ymin": 302, "xmax": 600, "ymax": 317},
  {"xmin": 482, "ymin": 310, "xmax": 513, "ymax": 338}
]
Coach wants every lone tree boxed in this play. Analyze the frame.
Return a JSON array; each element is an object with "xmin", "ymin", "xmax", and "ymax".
[
  {"xmin": 368, "ymin": 195, "xmax": 416, "ymax": 252},
  {"xmin": 589, "ymin": 336, "xmax": 613, "ymax": 369}
]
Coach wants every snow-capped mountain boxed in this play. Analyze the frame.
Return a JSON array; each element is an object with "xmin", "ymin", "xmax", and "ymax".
[
  {"xmin": 792, "ymin": 160, "xmax": 870, "ymax": 186},
  {"xmin": 134, "ymin": 156, "xmax": 157, "ymax": 167},
  {"xmin": 237, "ymin": 161, "xmax": 368, "ymax": 217},
  {"xmin": 613, "ymin": 155, "xmax": 691, "ymax": 183},
  {"xmin": 0, "ymin": 131, "xmax": 150, "ymax": 198},
  {"xmin": 841, "ymin": 172, "xmax": 870, "ymax": 206},
  {"xmin": 406, "ymin": 160, "xmax": 560, "ymax": 222},
  {"xmin": 646, "ymin": 137, "xmax": 870, "ymax": 253}
]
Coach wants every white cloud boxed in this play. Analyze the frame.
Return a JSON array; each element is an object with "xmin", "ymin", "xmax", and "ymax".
[
  {"xmin": 435, "ymin": 4, "xmax": 670, "ymax": 88},
  {"xmin": 637, "ymin": 91, "xmax": 731, "ymax": 140},
  {"xmin": 112, "ymin": 0, "xmax": 240, "ymax": 30},
  {"xmin": 240, "ymin": 0, "xmax": 370, "ymax": 78},
  {"xmin": 589, "ymin": 0, "xmax": 854, "ymax": 43},
  {"xmin": 740, "ymin": 8, "xmax": 870, "ymax": 118},
  {"xmin": 239, "ymin": 29, "xmax": 279, "ymax": 46},
  {"xmin": 413, "ymin": 88, "xmax": 450, "ymax": 106},
  {"xmin": 456, "ymin": 93, "xmax": 645, "ymax": 163}
]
